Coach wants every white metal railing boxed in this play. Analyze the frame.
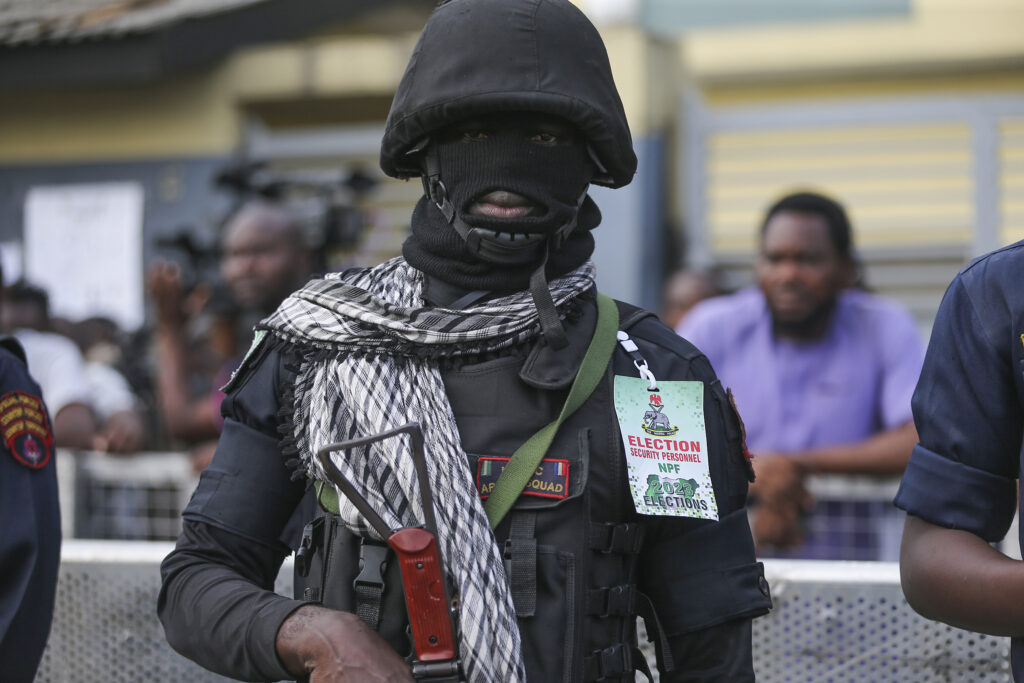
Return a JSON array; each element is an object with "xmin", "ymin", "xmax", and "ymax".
[
  {"xmin": 36, "ymin": 542, "xmax": 1014, "ymax": 682},
  {"xmin": 58, "ymin": 451, "xmax": 932, "ymax": 559},
  {"xmin": 56, "ymin": 450, "xmax": 197, "ymax": 541}
]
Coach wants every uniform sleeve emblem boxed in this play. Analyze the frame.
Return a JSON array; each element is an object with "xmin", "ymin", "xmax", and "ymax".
[{"xmin": 1, "ymin": 391, "xmax": 53, "ymax": 469}]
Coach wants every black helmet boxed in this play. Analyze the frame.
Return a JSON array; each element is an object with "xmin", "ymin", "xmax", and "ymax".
[{"xmin": 380, "ymin": 0, "xmax": 637, "ymax": 189}]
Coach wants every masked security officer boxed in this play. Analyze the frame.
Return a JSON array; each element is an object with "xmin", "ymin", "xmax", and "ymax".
[
  {"xmin": 158, "ymin": 1, "xmax": 772, "ymax": 681},
  {"xmin": 0, "ymin": 334, "xmax": 60, "ymax": 683}
]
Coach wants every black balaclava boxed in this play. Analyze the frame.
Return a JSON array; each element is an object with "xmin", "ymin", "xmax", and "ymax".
[{"xmin": 403, "ymin": 123, "xmax": 601, "ymax": 294}]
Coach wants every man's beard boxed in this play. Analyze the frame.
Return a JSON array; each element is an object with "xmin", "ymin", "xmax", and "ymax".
[{"xmin": 771, "ymin": 298, "xmax": 838, "ymax": 339}]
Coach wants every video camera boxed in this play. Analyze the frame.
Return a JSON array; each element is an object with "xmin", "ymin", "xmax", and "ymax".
[{"xmin": 215, "ymin": 160, "xmax": 378, "ymax": 256}]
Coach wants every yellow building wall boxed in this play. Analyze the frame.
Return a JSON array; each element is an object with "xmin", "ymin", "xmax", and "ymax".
[
  {"xmin": 672, "ymin": 0, "xmax": 1024, "ymax": 256},
  {"xmin": 683, "ymin": 0, "xmax": 1024, "ymax": 89},
  {"xmin": 0, "ymin": 12, "xmax": 671, "ymax": 165},
  {"xmin": 0, "ymin": 31, "xmax": 421, "ymax": 164},
  {"xmin": 705, "ymin": 121, "xmax": 974, "ymax": 253},
  {"xmin": 0, "ymin": 72, "xmax": 240, "ymax": 162}
]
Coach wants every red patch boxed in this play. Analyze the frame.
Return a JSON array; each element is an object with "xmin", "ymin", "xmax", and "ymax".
[
  {"xmin": 1, "ymin": 391, "xmax": 53, "ymax": 469},
  {"xmin": 726, "ymin": 388, "xmax": 755, "ymax": 482}
]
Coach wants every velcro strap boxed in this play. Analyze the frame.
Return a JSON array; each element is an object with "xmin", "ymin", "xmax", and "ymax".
[
  {"xmin": 503, "ymin": 513, "xmax": 537, "ymax": 617},
  {"xmin": 583, "ymin": 643, "xmax": 633, "ymax": 681},
  {"xmin": 636, "ymin": 590, "xmax": 675, "ymax": 673},
  {"xmin": 586, "ymin": 585, "xmax": 637, "ymax": 617},
  {"xmin": 589, "ymin": 522, "xmax": 644, "ymax": 554}
]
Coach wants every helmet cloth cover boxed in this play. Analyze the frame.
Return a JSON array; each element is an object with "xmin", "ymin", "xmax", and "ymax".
[{"xmin": 380, "ymin": 0, "xmax": 637, "ymax": 189}]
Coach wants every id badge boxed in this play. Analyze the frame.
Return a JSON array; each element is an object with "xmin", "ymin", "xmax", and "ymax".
[{"xmin": 613, "ymin": 375, "xmax": 718, "ymax": 520}]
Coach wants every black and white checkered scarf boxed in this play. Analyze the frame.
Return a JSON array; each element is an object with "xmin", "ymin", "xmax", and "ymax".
[{"xmin": 261, "ymin": 256, "xmax": 596, "ymax": 683}]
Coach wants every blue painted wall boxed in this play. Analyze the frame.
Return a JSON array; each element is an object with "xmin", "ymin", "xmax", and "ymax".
[{"xmin": 591, "ymin": 133, "xmax": 668, "ymax": 314}]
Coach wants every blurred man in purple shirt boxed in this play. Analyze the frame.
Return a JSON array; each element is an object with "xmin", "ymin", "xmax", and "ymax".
[{"xmin": 678, "ymin": 191, "xmax": 923, "ymax": 559}]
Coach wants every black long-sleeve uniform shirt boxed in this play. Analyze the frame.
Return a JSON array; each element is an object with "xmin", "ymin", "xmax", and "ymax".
[{"xmin": 159, "ymin": 294, "xmax": 771, "ymax": 682}]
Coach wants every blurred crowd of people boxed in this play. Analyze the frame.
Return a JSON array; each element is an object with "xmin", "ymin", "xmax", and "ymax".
[
  {"xmin": 18, "ymin": 184, "xmax": 923, "ymax": 564},
  {"xmin": 5, "ymin": 197, "xmax": 313, "ymax": 475},
  {"xmin": 13, "ymin": 183, "xmax": 925, "ymax": 564}
]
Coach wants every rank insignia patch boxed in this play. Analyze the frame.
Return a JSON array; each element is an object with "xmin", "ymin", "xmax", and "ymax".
[
  {"xmin": 1, "ymin": 391, "xmax": 53, "ymax": 469},
  {"xmin": 476, "ymin": 457, "xmax": 570, "ymax": 500}
]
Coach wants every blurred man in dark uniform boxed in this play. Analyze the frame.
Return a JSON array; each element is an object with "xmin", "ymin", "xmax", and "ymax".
[
  {"xmin": 896, "ymin": 240, "xmax": 1024, "ymax": 680},
  {"xmin": 0, "ymin": 290, "xmax": 61, "ymax": 682},
  {"xmin": 158, "ymin": 1, "xmax": 771, "ymax": 681}
]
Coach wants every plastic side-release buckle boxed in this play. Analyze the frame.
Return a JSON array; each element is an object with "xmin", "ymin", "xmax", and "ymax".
[
  {"xmin": 353, "ymin": 539, "xmax": 390, "ymax": 631},
  {"xmin": 354, "ymin": 539, "xmax": 389, "ymax": 590},
  {"xmin": 294, "ymin": 516, "xmax": 325, "ymax": 578}
]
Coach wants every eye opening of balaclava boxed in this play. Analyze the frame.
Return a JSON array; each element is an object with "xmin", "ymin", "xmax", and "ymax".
[{"xmin": 403, "ymin": 113, "xmax": 602, "ymax": 348}]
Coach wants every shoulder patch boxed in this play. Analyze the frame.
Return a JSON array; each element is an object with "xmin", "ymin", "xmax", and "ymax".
[
  {"xmin": 1, "ymin": 391, "xmax": 53, "ymax": 469},
  {"xmin": 221, "ymin": 329, "xmax": 268, "ymax": 394},
  {"xmin": 477, "ymin": 457, "xmax": 570, "ymax": 500}
]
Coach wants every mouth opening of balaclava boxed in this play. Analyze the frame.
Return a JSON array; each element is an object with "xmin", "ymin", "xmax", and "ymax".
[{"xmin": 403, "ymin": 125, "xmax": 601, "ymax": 292}]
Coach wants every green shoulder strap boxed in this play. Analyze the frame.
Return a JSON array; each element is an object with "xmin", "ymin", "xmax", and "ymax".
[
  {"xmin": 315, "ymin": 479, "xmax": 340, "ymax": 515},
  {"xmin": 484, "ymin": 293, "xmax": 619, "ymax": 528},
  {"xmin": 313, "ymin": 293, "xmax": 621, "ymax": 526}
]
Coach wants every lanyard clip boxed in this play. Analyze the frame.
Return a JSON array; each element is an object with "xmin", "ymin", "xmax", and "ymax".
[{"xmin": 616, "ymin": 331, "xmax": 657, "ymax": 391}]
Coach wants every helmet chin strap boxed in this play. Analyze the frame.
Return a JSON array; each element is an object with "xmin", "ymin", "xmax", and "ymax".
[
  {"xmin": 528, "ymin": 244, "xmax": 569, "ymax": 350},
  {"xmin": 420, "ymin": 145, "xmax": 580, "ymax": 348}
]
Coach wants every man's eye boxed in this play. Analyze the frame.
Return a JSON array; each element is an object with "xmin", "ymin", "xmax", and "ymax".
[
  {"xmin": 532, "ymin": 132, "xmax": 558, "ymax": 143},
  {"xmin": 462, "ymin": 130, "xmax": 488, "ymax": 141}
]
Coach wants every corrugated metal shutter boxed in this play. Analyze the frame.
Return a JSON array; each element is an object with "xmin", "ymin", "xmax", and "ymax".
[
  {"xmin": 344, "ymin": 169, "xmax": 421, "ymax": 268},
  {"xmin": 1002, "ymin": 118, "xmax": 1024, "ymax": 245},
  {"xmin": 705, "ymin": 121, "xmax": 974, "ymax": 254}
]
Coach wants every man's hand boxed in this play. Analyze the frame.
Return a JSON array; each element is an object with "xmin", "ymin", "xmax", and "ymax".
[
  {"xmin": 147, "ymin": 262, "xmax": 213, "ymax": 331},
  {"xmin": 749, "ymin": 453, "xmax": 805, "ymax": 504},
  {"xmin": 749, "ymin": 453, "xmax": 813, "ymax": 551},
  {"xmin": 93, "ymin": 410, "xmax": 146, "ymax": 454},
  {"xmin": 276, "ymin": 605, "xmax": 414, "ymax": 682},
  {"xmin": 753, "ymin": 499, "xmax": 805, "ymax": 550},
  {"xmin": 146, "ymin": 262, "xmax": 188, "ymax": 329}
]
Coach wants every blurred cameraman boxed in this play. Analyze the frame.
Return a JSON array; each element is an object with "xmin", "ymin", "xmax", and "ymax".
[{"xmin": 148, "ymin": 199, "xmax": 312, "ymax": 471}]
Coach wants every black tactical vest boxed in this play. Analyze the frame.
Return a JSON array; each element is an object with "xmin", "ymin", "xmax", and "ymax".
[{"xmin": 295, "ymin": 302, "xmax": 675, "ymax": 682}]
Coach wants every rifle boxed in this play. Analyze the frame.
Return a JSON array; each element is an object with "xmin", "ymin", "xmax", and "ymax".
[{"xmin": 316, "ymin": 423, "xmax": 463, "ymax": 682}]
